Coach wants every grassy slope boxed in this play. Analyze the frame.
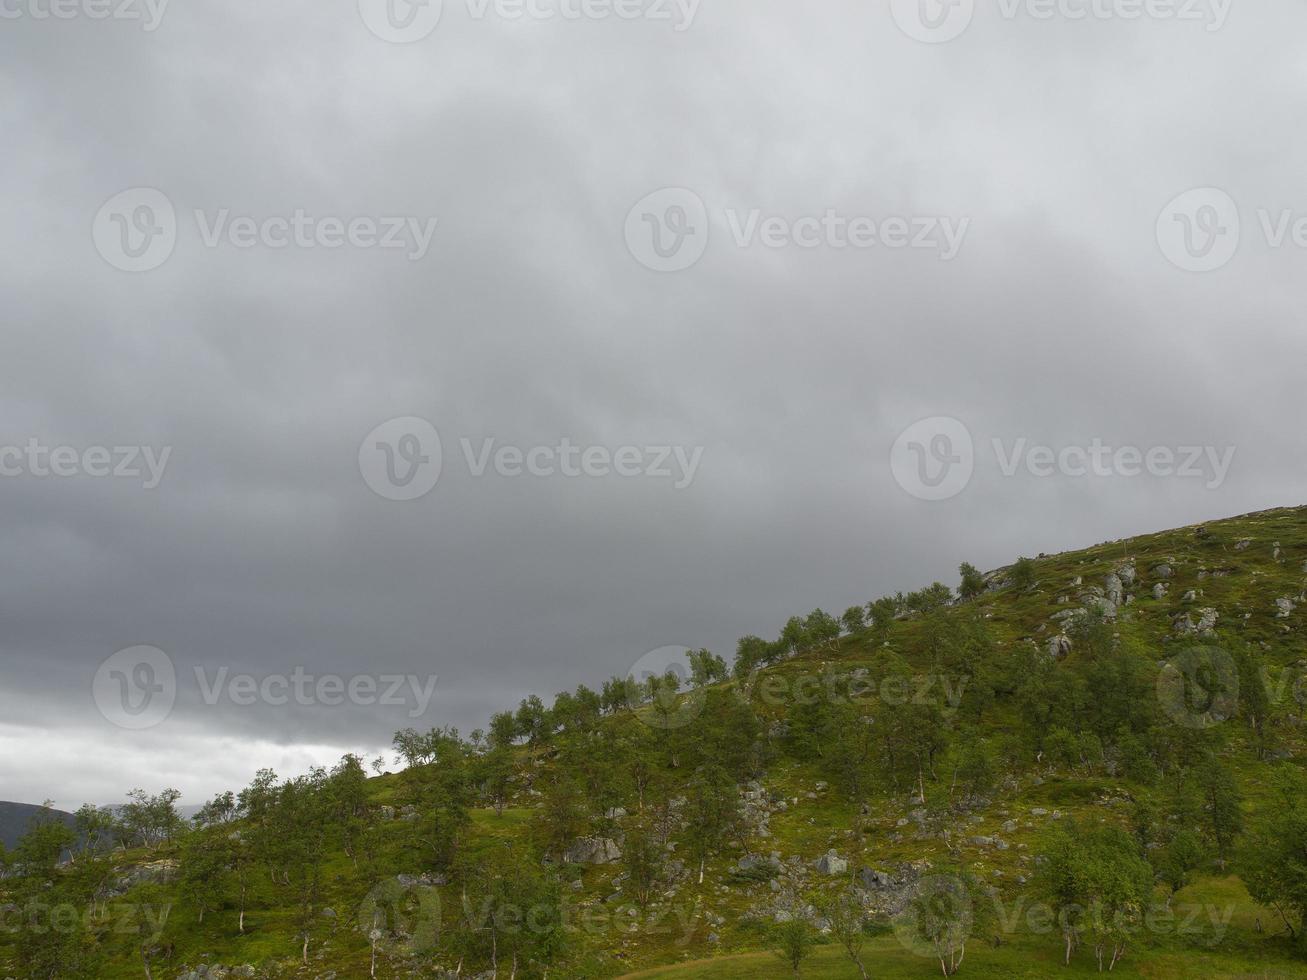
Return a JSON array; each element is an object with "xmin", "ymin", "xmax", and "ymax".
[{"xmin": 8, "ymin": 506, "xmax": 1307, "ymax": 979}]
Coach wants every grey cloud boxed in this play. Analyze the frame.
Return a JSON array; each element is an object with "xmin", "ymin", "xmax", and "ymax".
[{"xmin": 2, "ymin": 0, "xmax": 1305, "ymax": 807}]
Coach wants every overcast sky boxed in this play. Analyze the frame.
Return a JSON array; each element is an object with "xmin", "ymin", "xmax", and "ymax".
[{"xmin": 2, "ymin": 0, "xmax": 1305, "ymax": 811}]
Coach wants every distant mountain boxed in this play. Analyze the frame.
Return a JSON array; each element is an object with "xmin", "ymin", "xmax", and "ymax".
[{"xmin": 0, "ymin": 801, "xmax": 75, "ymax": 851}]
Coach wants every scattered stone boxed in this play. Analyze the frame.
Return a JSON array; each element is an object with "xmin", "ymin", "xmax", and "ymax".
[
  {"xmin": 854, "ymin": 863, "xmax": 931, "ymax": 917},
  {"xmin": 110, "ymin": 859, "xmax": 178, "ymax": 896},
  {"xmin": 1105, "ymin": 574, "xmax": 1124, "ymax": 605},
  {"xmin": 564, "ymin": 837, "xmax": 622, "ymax": 866},
  {"xmin": 396, "ymin": 872, "xmax": 447, "ymax": 888},
  {"xmin": 738, "ymin": 854, "xmax": 782, "ymax": 873},
  {"xmin": 816, "ymin": 850, "xmax": 848, "ymax": 875},
  {"xmin": 1173, "ymin": 607, "xmax": 1219, "ymax": 638},
  {"xmin": 175, "ymin": 967, "xmax": 258, "ymax": 980}
]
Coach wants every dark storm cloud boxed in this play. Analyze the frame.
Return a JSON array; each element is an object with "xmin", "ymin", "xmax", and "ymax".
[{"xmin": 2, "ymin": 0, "xmax": 1305, "ymax": 808}]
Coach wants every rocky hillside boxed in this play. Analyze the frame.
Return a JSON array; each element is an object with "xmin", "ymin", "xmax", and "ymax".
[{"xmin": 4, "ymin": 506, "xmax": 1307, "ymax": 980}]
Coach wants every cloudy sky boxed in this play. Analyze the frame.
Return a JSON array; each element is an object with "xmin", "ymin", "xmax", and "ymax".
[{"xmin": 2, "ymin": 0, "xmax": 1305, "ymax": 810}]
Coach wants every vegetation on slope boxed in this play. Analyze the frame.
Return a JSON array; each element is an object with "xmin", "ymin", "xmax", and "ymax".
[{"xmin": 3, "ymin": 506, "xmax": 1307, "ymax": 979}]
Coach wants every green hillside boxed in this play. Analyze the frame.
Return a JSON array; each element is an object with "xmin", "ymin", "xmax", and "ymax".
[{"xmin": 5, "ymin": 506, "xmax": 1307, "ymax": 979}]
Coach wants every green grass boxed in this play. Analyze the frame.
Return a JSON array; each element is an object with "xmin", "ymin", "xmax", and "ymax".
[{"xmin": 6, "ymin": 505, "xmax": 1307, "ymax": 979}]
